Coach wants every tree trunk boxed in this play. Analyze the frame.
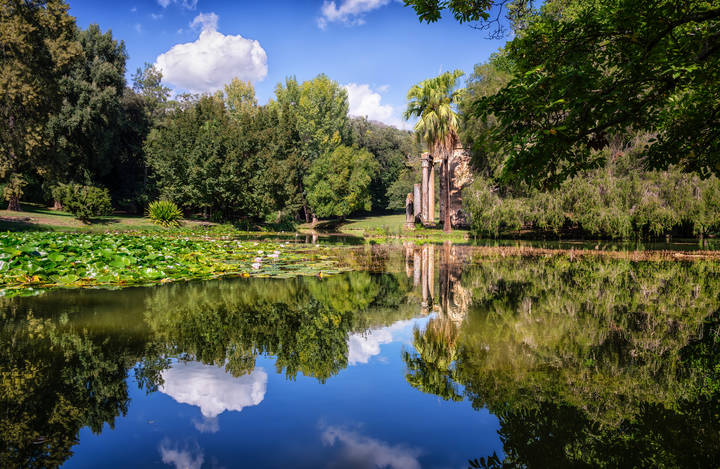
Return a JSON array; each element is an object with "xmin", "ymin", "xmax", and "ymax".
[
  {"xmin": 53, "ymin": 199, "xmax": 63, "ymax": 211},
  {"xmin": 7, "ymin": 193, "xmax": 20, "ymax": 212},
  {"xmin": 444, "ymin": 151, "xmax": 452, "ymax": 233}
]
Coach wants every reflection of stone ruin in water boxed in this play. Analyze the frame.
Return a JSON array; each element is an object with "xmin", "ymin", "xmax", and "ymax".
[
  {"xmin": 403, "ymin": 242, "xmax": 470, "ymax": 323},
  {"xmin": 404, "ymin": 147, "xmax": 473, "ymax": 229}
]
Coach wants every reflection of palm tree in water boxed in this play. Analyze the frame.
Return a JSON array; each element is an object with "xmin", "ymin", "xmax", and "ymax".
[{"xmin": 403, "ymin": 241, "xmax": 471, "ymax": 401}]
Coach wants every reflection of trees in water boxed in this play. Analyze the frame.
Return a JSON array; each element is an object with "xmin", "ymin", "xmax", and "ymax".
[
  {"xmin": 0, "ymin": 270, "xmax": 418, "ymax": 468},
  {"xmin": 401, "ymin": 254, "xmax": 720, "ymax": 467},
  {"xmin": 144, "ymin": 272, "xmax": 417, "ymax": 382},
  {"xmin": 0, "ymin": 302, "xmax": 152, "ymax": 468}
]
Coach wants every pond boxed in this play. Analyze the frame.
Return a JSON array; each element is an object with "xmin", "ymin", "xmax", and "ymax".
[{"xmin": 2, "ymin": 244, "xmax": 719, "ymax": 468}]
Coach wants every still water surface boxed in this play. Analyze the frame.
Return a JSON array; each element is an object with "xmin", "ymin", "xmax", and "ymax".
[{"xmin": 2, "ymin": 244, "xmax": 719, "ymax": 468}]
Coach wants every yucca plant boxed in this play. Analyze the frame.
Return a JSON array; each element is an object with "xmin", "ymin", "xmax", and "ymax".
[{"xmin": 147, "ymin": 200, "xmax": 183, "ymax": 227}]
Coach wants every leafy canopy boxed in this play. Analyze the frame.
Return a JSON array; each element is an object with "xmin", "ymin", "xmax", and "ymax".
[
  {"xmin": 304, "ymin": 145, "xmax": 379, "ymax": 218},
  {"xmin": 404, "ymin": 69, "xmax": 465, "ymax": 155}
]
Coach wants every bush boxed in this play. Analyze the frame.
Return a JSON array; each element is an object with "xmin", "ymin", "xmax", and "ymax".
[
  {"xmin": 52, "ymin": 183, "xmax": 113, "ymax": 222},
  {"xmin": 147, "ymin": 200, "xmax": 183, "ymax": 227}
]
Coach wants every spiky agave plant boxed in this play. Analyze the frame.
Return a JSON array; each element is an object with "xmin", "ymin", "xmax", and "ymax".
[{"xmin": 147, "ymin": 200, "xmax": 183, "ymax": 227}]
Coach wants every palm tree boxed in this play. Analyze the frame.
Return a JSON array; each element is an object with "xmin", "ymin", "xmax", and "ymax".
[{"xmin": 404, "ymin": 70, "xmax": 464, "ymax": 232}]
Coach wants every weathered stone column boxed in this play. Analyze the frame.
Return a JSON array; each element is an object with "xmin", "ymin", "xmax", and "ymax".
[
  {"xmin": 421, "ymin": 153, "xmax": 430, "ymax": 225},
  {"xmin": 413, "ymin": 183, "xmax": 422, "ymax": 223},
  {"xmin": 427, "ymin": 243, "xmax": 434, "ymax": 300},
  {"xmin": 405, "ymin": 192, "xmax": 415, "ymax": 229},
  {"xmin": 413, "ymin": 248, "xmax": 421, "ymax": 287},
  {"xmin": 421, "ymin": 244, "xmax": 428, "ymax": 311},
  {"xmin": 427, "ymin": 154, "xmax": 435, "ymax": 225},
  {"xmin": 404, "ymin": 242, "xmax": 413, "ymax": 278}
]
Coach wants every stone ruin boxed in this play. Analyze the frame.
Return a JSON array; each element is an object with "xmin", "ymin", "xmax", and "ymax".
[{"xmin": 404, "ymin": 146, "xmax": 473, "ymax": 229}]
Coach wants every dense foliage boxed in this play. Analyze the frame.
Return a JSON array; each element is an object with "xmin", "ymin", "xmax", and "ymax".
[
  {"xmin": 404, "ymin": 0, "xmax": 720, "ymax": 239},
  {"xmin": 407, "ymin": 0, "xmax": 720, "ymax": 187},
  {"xmin": 1, "ymin": 2, "xmax": 417, "ymax": 225},
  {"xmin": 51, "ymin": 183, "xmax": 112, "ymax": 221},
  {"xmin": 304, "ymin": 145, "xmax": 378, "ymax": 218},
  {"xmin": 464, "ymin": 162, "xmax": 720, "ymax": 239},
  {"xmin": 404, "ymin": 254, "xmax": 720, "ymax": 466}
]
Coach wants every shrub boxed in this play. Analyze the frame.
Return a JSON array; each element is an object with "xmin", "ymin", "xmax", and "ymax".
[
  {"xmin": 52, "ymin": 183, "xmax": 112, "ymax": 222},
  {"xmin": 147, "ymin": 200, "xmax": 183, "ymax": 227}
]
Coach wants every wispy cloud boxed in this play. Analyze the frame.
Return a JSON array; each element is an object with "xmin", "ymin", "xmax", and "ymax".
[
  {"xmin": 317, "ymin": 0, "xmax": 392, "ymax": 29},
  {"xmin": 321, "ymin": 425, "xmax": 423, "ymax": 469},
  {"xmin": 157, "ymin": 0, "xmax": 198, "ymax": 10}
]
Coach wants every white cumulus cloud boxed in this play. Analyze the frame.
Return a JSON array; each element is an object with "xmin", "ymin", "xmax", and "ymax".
[
  {"xmin": 156, "ymin": 13, "xmax": 267, "ymax": 93},
  {"xmin": 159, "ymin": 361, "xmax": 267, "ymax": 419},
  {"xmin": 344, "ymin": 83, "xmax": 408, "ymax": 130},
  {"xmin": 318, "ymin": 0, "xmax": 392, "ymax": 28},
  {"xmin": 158, "ymin": 0, "xmax": 197, "ymax": 10},
  {"xmin": 321, "ymin": 425, "xmax": 423, "ymax": 469}
]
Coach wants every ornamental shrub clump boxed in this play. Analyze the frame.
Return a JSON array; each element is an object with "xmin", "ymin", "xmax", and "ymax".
[
  {"xmin": 147, "ymin": 200, "xmax": 183, "ymax": 227},
  {"xmin": 52, "ymin": 183, "xmax": 113, "ymax": 222},
  {"xmin": 463, "ymin": 169, "xmax": 720, "ymax": 240}
]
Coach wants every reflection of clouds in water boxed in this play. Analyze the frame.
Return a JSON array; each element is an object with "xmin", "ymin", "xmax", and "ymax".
[
  {"xmin": 321, "ymin": 425, "xmax": 422, "ymax": 469},
  {"xmin": 348, "ymin": 317, "xmax": 430, "ymax": 365},
  {"xmin": 193, "ymin": 415, "xmax": 219, "ymax": 433},
  {"xmin": 159, "ymin": 439, "xmax": 204, "ymax": 469},
  {"xmin": 160, "ymin": 361, "xmax": 267, "ymax": 418}
]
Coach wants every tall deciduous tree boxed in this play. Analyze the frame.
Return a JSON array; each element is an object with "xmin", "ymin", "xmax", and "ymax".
[
  {"xmin": 271, "ymin": 74, "xmax": 350, "ymax": 221},
  {"xmin": 223, "ymin": 77, "xmax": 257, "ymax": 118},
  {"xmin": 0, "ymin": 0, "xmax": 81, "ymax": 210},
  {"xmin": 404, "ymin": 70, "xmax": 465, "ymax": 232},
  {"xmin": 45, "ymin": 23, "xmax": 127, "ymax": 188},
  {"xmin": 304, "ymin": 145, "xmax": 378, "ymax": 219},
  {"xmin": 350, "ymin": 117, "xmax": 418, "ymax": 211}
]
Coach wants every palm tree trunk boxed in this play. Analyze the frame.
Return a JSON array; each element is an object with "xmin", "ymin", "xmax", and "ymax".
[{"xmin": 443, "ymin": 151, "xmax": 452, "ymax": 233}]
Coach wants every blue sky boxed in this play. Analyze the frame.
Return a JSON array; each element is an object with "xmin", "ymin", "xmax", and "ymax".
[{"xmin": 67, "ymin": 0, "xmax": 506, "ymax": 128}]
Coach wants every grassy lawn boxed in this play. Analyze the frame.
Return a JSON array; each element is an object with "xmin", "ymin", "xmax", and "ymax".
[
  {"xmin": 328, "ymin": 213, "xmax": 470, "ymax": 241},
  {"xmin": 0, "ymin": 202, "xmax": 214, "ymax": 233}
]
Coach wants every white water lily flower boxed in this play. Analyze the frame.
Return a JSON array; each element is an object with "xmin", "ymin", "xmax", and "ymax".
[
  {"xmin": 251, "ymin": 262, "xmax": 261, "ymax": 269},
  {"xmin": 254, "ymin": 257, "xmax": 263, "ymax": 262},
  {"xmin": 257, "ymin": 250, "xmax": 264, "ymax": 255},
  {"xmin": 273, "ymin": 250, "xmax": 280, "ymax": 255},
  {"xmin": 268, "ymin": 253, "xmax": 279, "ymax": 259}
]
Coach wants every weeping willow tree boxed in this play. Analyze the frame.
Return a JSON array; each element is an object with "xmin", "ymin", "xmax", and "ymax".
[{"xmin": 404, "ymin": 70, "xmax": 464, "ymax": 232}]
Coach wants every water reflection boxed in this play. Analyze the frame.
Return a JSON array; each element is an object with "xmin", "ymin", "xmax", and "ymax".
[
  {"xmin": 321, "ymin": 425, "xmax": 422, "ymax": 469},
  {"xmin": 160, "ymin": 362, "xmax": 267, "ymax": 432},
  {"xmin": 401, "ymin": 247, "xmax": 720, "ymax": 467},
  {"xmin": 159, "ymin": 439, "xmax": 204, "ymax": 469},
  {"xmin": 347, "ymin": 317, "xmax": 429, "ymax": 365},
  {"xmin": 1, "ymin": 244, "xmax": 719, "ymax": 467}
]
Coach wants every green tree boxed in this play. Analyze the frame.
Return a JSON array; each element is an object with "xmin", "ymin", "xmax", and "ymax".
[
  {"xmin": 350, "ymin": 117, "xmax": 419, "ymax": 211},
  {"xmin": 271, "ymin": 74, "xmax": 350, "ymax": 221},
  {"xmin": 404, "ymin": 70, "xmax": 465, "ymax": 231},
  {"xmin": 439, "ymin": 0, "xmax": 720, "ymax": 187},
  {"xmin": 0, "ymin": 0, "xmax": 81, "ymax": 210},
  {"xmin": 304, "ymin": 145, "xmax": 379, "ymax": 219},
  {"xmin": 460, "ymin": 53, "xmax": 515, "ymax": 179},
  {"xmin": 145, "ymin": 94, "xmax": 272, "ymax": 221},
  {"xmin": 45, "ymin": 24, "xmax": 128, "ymax": 194},
  {"xmin": 131, "ymin": 62, "xmax": 170, "ymax": 125},
  {"xmin": 223, "ymin": 77, "xmax": 257, "ymax": 118}
]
